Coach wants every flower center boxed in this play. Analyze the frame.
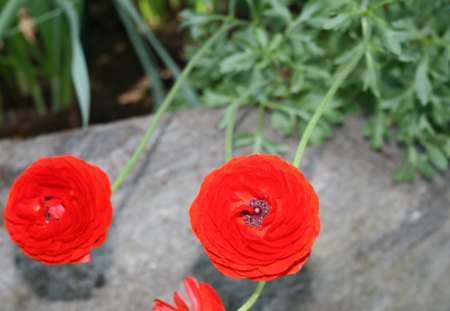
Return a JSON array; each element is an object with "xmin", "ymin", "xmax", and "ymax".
[
  {"xmin": 243, "ymin": 198, "xmax": 271, "ymax": 228},
  {"xmin": 42, "ymin": 197, "xmax": 65, "ymax": 223}
]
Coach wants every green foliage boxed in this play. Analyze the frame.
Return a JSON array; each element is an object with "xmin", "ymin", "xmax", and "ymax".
[
  {"xmin": 0, "ymin": 0, "xmax": 201, "ymax": 127},
  {"xmin": 183, "ymin": 0, "xmax": 450, "ymax": 182},
  {"xmin": 0, "ymin": 0, "xmax": 85, "ymax": 122}
]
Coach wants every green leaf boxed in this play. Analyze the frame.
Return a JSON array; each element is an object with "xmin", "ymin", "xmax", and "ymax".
[
  {"xmin": 203, "ymin": 90, "xmax": 232, "ymax": 107},
  {"xmin": 261, "ymin": 138, "xmax": 289, "ymax": 155},
  {"xmin": 267, "ymin": 0, "xmax": 292, "ymax": 24},
  {"xmin": 179, "ymin": 10, "xmax": 222, "ymax": 28},
  {"xmin": 270, "ymin": 110, "xmax": 295, "ymax": 135},
  {"xmin": 234, "ymin": 132, "xmax": 255, "ymax": 148},
  {"xmin": 324, "ymin": 110, "xmax": 344, "ymax": 124},
  {"xmin": 363, "ymin": 50, "xmax": 380, "ymax": 97},
  {"xmin": 268, "ymin": 33, "xmax": 283, "ymax": 52},
  {"xmin": 414, "ymin": 58, "xmax": 432, "ymax": 106},
  {"xmin": 335, "ymin": 44, "xmax": 364, "ymax": 64},
  {"xmin": 57, "ymin": 0, "xmax": 90, "ymax": 128},
  {"xmin": 322, "ymin": 13, "xmax": 350, "ymax": 30},
  {"xmin": 220, "ymin": 51, "xmax": 257, "ymax": 73},
  {"xmin": 255, "ymin": 27, "xmax": 268, "ymax": 49},
  {"xmin": 417, "ymin": 159, "xmax": 436, "ymax": 180},
  {"xmin": 384, "ymin": 30, "xmax": 402, "ymax": 55},
  {"xmin": 425, "ymin": 144, "xmax": 449, "ymax": 171},
  {"xmin": 394, "ymin": 160, "xmax": 416, "ymax": 183},
  {"xmin": 117, "ymin": 6, "xmax": 165, "ymax": 106},
  {"xmin": 370, "ymin": 111, "xmax": 385, "ymax": 149}
]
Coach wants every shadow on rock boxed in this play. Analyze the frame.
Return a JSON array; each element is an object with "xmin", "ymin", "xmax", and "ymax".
[
  {"xmin": 14, "ymin": 239, "xmax": 113, "ymax": 301},
  {"xmin": 191, "ymin": 252, "xmax": 314, "ymax": 311}
]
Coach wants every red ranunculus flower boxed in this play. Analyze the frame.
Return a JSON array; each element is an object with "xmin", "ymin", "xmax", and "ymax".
[
  {"xmin": 190, "ymin": 154, "xmax": 320, "ymax": 281},
  {"xmin": 3, "ymin": 155, "xmax": 113, "ymax": 264},
  {"xmin": 153, "ymin": 277, "xmax": 225, "ymax": 311}
]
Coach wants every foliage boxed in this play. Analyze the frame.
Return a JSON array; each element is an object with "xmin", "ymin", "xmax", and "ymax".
[
  {"xmin": 0, "ymin": 0, "xmax": 91, "ymax": 127},
  {"xmin": 0, "ymin": 0, "xmax": 76, "ymax": 116},
  {"xmin": 182, "ymin": 0, "xmax": 450, "ymax": 182},
  {"xmin": 0, "ymin": 0, "xmax": 200, "ymax": 127}
]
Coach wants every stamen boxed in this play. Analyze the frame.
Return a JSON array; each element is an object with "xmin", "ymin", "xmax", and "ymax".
[
  {"xmin": 42, "ymin": 197, "xmax": 65, "ymax": 223},
  {"xmin": 243, "ymin": 198, "xmax": 271, "ymax": 228}
]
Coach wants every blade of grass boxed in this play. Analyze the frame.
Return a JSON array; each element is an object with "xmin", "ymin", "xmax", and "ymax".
[
  {"xmin": 8, "ymin": 35, "xmax": 47, "ymax": 113},
  {"xmin": 115, "ymin": 0, "xmax": 201, "ymax": 107},
  {"xmin": 50, "ymin": 13, "xmax": 63, "ymax": 110},
  {"xmin": 115, "ymin": 1, "xmax": 165, "ymax": 106},
  {"xmin": 57, "ymin": 0, "xmax": 90, "ymax": 128},
  {"xmin": 29, "ymin": 0, "xmax": 65, "ymax": 111}
]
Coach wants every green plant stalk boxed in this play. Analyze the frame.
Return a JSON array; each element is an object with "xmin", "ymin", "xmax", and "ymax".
[
  {"xmin": 236, "ymin": 281, "xmax": 267, "ymax": 311},
  {"xmin": 253, "ymin": 104, "xmax": 265, "ymax": 153},
  {"xmin": 292, "ymin": 47, "xmax": 364, "ymax": 168},
  {"xmin": 225, "ymin": 83, "xmax": 265, "ymax": 161},
  {"xmin": 224, "ymin": 98, "xmax": 241, "ymax": 161},
  {"xmin": 112, "ymin": 23, "xmax": 232, "ymax": 193}
]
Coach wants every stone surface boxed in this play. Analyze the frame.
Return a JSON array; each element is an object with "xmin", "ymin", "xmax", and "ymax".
[{"xmin": 0, "ymin": 108, "xmax": 449, "ymax": 311}]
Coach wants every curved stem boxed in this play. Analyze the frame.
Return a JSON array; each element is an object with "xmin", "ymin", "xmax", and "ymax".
[
  {"xmin": 225, "ymin": 102, "xmax": 238, "ymax": 161},
  {"xmin": 224, "ymin": 88, "xmax": 253, "ymax": 161},
  {"xmin": 112, "ymin": 23, "xmax": 232, "ymax": 193},
  {"xmin": 236, "ymin": 281, "xmax": 266, "ymax": 311},
  {"xmin": 225, "ymin": 82, "xmax": 267, "ymax": 161},
  {"xmin": 253, "ymin": 103, "xmax": 265, "ymax": 153},
  {"xmin": 292, "ymin": 46, "xmax": 364, "ymax": 168}
]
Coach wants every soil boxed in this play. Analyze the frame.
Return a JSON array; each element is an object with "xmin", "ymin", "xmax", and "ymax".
[{"xmin": 0, "ymin": 0, "xmax": 184, "ymax": 139}]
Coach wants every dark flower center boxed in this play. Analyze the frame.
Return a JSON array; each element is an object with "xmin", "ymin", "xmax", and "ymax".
[
  {"xmin": 243, "ymin": 198, "xmax": 271, "ymax": 228},
  {"xmin": 42, "ymin": 197, "xmax": 65, "ymax": 224}
]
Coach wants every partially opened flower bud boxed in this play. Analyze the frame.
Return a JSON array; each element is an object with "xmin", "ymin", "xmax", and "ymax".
[{"xmin": 153, "ymin": 277, "xmax": 225, "ymax": 311}]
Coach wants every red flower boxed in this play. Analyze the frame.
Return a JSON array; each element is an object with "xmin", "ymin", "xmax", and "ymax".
[
  {"xmin": 190, "ymin": 154, "xmax": 320, "ymax": 281},
  {"xmin": 3, "ymin": 155, "xmax": 113, "ymax": 264},
  {"xmin": 153, "ymin": 277, "xmax": 225, "ymax": 311}
]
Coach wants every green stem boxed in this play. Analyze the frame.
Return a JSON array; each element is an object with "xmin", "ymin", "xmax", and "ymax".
[
  {"xmin": 225, "ymin": 89, "xmax": 251, "ymax": 161},
  {"xmin": 236, "ymin": 281, "xmax": 266, "ymax": 311},
  {"xmin": 292, "ymin": 46, "xmax": 364, "ymax": 168},
  {"xmin": 111, "ymin": 23, "xmax": 232, "ymax": 193},
  {"xmin": 228, "ymin": 0, "xmax": 237, "ymax": 16},
  {"xmin": 253, "ymin": 104, "xmax": 265, "ymax": 153},
  {"xmin": 225, "ymin": 102, "xmax": 237, "ymax": 161},
  {"xmin": 225, "ymin": 83, "xmax": 265, "ymax": 161}
]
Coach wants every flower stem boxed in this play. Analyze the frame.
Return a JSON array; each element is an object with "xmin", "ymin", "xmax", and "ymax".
[
  {"xmin": 292, "ymin": 46, "xmax": 364, "ymax": 168},
  {"xmin": 225, "ymin": 82, "xmax": 267, "ymax": 161},
  {"xmin": 112, "ymin": 23, "xmax": 232, "ymax": 193},
  {"xmin": 236, "ymin": 281, "xmax": 266, "ymax": 311},
  {"xmin": 225, "ymin": 88, "xmax": 254, "ymax": 161},
  {"xmin": 252, "ymin": 104, "xmax": 265, "ymax": 153}
]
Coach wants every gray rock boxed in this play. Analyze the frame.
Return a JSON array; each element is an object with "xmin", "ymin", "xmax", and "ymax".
[{"xmin": 0, "ymin": 108, "xmax": 449, "ymax": 311}]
